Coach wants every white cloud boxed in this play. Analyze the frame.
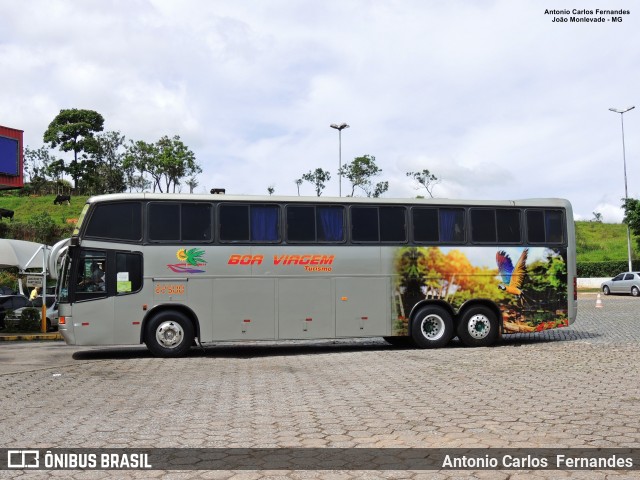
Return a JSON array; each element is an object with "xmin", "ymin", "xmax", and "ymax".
[{"xmin": 0, "ymin": 0, "xmax": 638, "ymax": 222}]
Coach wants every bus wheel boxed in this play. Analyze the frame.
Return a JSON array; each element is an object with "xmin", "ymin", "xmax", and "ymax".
[
  {"xmin": 457, "ymin": 306, "xmax": 499, "ymax": 347},
  {"xmin": 145, "ymin": 310, "xmax": 194, "ymax": 357},
  {"xmin": 410, "ymin": 306, "xmax": 453, "ymax": 348}
]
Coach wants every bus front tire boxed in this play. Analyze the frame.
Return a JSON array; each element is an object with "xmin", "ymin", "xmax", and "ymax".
[
  {"xmin": 410, "ymin": 305, "xmax": 454, "ymax": 349},
  {"xmin": 457, "ymin": 306, "xmax": 499, "ymax": 347},
  {"xmin": 145, "ymin": 310, "xmax": 194, "ymax": 357}
]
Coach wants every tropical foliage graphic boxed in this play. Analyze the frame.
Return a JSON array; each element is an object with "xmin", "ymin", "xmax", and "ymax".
[
  {"xmin": 168, "ymin": 248, "xmax": 207, "ymax": 273},
  {"xmin": 393, "ymin": 246, "xmax": 568, "ymax": 335}
]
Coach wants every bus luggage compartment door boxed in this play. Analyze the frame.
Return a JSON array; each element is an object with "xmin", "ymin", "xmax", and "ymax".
[
  {"xmin": 212, "ymin": 278, "xmax": 276, "ymax": 340},
  {"xmin": 335, "ymin": 277, "xmax": 389, "ymax": 337},
  {"xmin": 278, "ymin": 278, "xmax": 333, "ymax": 339}
]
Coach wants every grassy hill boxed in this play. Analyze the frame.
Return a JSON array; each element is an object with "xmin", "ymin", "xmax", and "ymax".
[
  {"xmin": 575, "ymin": 221, "xmax": 636, "ymax": 263},
  {"xmin": 0, "ymin": 193, "xmax": 89, "ymax": 224}
]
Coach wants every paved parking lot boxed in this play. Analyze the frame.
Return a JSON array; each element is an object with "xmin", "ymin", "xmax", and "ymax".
[{"xmin": 0, "ymin": 293, "xmax": 639, "ymax": 479}]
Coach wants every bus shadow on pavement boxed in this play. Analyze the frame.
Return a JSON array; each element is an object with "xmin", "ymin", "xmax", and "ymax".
[
  {"xmin": 498, "ymin": 328, "xmax": 603, "ymax": 347},
  {"xmin": 70, "ymin": 329, "xmax": 603, "ymax": 361},
  {"xmin": 71, "ymin": 340, "xmax": 398, "ymax": 360}
]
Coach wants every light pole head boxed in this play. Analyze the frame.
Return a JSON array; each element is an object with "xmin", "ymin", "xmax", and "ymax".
[
  {"xmin": 609, "ymin": 106, "xmax": 635, "ymax": 114},
  {"xmin": 330, "ymin": 123, "xmax": 350, "ymax": 131}
]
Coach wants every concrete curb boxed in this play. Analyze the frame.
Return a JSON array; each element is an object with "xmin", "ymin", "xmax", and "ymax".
[{"xmin": 0, "ymin": 332, "xmax": 63, "ymax": 342}]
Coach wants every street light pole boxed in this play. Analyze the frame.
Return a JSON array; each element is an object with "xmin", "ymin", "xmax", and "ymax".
[
  {"xmin": 330, "ymin": 123, "xmax": 349, "ymax": 197},
  {"xmin": 609, "ymin": 106, "xmax": 635, "ymax": 272}
]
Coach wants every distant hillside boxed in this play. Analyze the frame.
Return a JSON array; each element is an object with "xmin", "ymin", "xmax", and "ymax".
[{"xmin": 575, "ymin": 221, "xmax": 636, "ymax": 263}]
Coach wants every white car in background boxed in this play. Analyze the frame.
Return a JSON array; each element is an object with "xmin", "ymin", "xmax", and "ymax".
[{"xmin": 601, "ymin": 272, "xmax": 640, "ymax": 297}]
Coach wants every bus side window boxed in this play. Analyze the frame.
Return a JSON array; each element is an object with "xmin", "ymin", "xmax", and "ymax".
[
  {"xmin": 317, "ymin": 206, "xmax": 344, "ymax": 242},
  {"xmin": 116, "ymin": 252, "xmax": 143, "ymax": 294},
  {"xmin": 351, "ymin": 207, "xmax": 379, "ymax": 242},
  {"xmin": 440, "ymin": 208, "xmax": 465, "ymax": 242},
  {"xmin": 412, "ymin": 208, "xmax": 438, "ymax": 243},
  {"xmin": 545, "ymin": 210, "xmax": 564, "ymax": 243},
  {"xmin": 470, "ymin": 209, "xmax": 496, "ymax": 243},
  {"xmin": 497, "ymin": 209, "xmax": 521, "ymax": 243},
  {"xmin": 220, "ymin": 205, "xmax": 249, "ymax": 241},
  {"xmin": 85, "ymin": 202, "xmax": 142, "ymax": 241},
  {"xmin": 76, "ymin": 251, "xmax": 107, "ymax": 299}
]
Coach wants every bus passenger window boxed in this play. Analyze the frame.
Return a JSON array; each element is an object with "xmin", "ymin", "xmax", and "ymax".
[
  {"xmin": 352, "ymin": 207, "xmax": 379, "ymax": 242},
  {"xmin": 471, "ymin": 209, "xmax": 496, "ymax": 243},
  {"xmin": 287, "ymin": 206, "xmax": 315, "ymax": 242},
  {"xmin": 413, "ymin": 208, "xmax": 438, "ymax": 242},
  {"xmin": 220, "ymin": 205, "xmax": 249, "ymax": 241},
  {"xmin": 380, "ymin": 207, "xmax": 406, "ymax": 242},
  {"xmin": 497, "ymin": 209, "xmax": 521, "ymax": 243},
  {"xmin": 526, "ymin": 210, "xmax": 545, "ymax": 243},
  {"xmin": 85, "ymin": 202, "xmax": 142, "ymax": 241},
  {"xmin": 250, "ymin": 205, "xmax": 279, "ymax": 242},
  {"xmin": 439, "ymin": 208, "xmax": 465, "ymax": 242},
  {"xmin": 182, "ymin": 204, "xmax": 212, "ymax": 241},
  {"xmin": 317, "ymin": 206, "xmax": 344, "ymax": 242},
  {"xmin": 545, "ymin": 210, "xmax": 564, "ymax": 243},
  {"xmin": 149, "ymin": 204, "xmax": 180, "ymax": 241}
]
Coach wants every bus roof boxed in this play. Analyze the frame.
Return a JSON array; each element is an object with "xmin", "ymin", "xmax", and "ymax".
[{"xmin": 86, "ymin": 193, "xmax": 572, "ymax": 209}]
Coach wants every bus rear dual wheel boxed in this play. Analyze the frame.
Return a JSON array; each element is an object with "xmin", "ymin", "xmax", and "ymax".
[
  {"xmin": 410, "ymin": 305, "xmax": 499, "ymax": 348},
  {"xmin": 145, "ymin": 310, "xmax": 194, "ymax": 357}
]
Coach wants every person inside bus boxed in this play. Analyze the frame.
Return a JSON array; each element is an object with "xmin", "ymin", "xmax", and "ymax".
[{"xmin": 92, "ymin": 262, "xmax": 106, "ymax": 291}]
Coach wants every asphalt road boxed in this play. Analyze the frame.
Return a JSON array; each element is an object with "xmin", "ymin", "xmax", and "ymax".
[{"xmin": 0, "ymin": 293, "xmax": 638, "ymax": 479}]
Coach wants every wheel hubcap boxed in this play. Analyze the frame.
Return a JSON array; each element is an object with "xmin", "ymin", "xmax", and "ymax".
[
  {"xmin": 156, "ymin": 321, "xmax": 184, "ymax": 349},
  {"xmin": 421, "ymin": 314, "xmax": 445, "ymax": 341},
  {"xmin": 467, "ymin": 314, "xmax": 490, "ymax": 340}
]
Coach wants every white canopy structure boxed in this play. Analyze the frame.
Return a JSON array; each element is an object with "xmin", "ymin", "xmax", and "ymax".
[
  {"xmin": 0, "ymin": 239, "xmax": 50, "ymax": 271},
  {"xmin": 0, "ymin": 239, "xmax": 53, "ymax": 331}
]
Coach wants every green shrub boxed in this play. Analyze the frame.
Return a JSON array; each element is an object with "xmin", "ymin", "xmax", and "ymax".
[
  {"xmin": 577, "ymin": 261, "xmax": 640, "ymax": 278},
  {"xmin": 17, "ymin": 308, "xmax": 42, "ymax": 332}
]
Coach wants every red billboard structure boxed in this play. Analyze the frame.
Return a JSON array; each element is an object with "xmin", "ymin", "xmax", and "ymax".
[{"xmin": 0, "ymin": 124, "xmax": 24, "ymax": 190}]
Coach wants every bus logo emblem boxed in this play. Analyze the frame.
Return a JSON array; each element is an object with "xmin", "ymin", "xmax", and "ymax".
[{"xmin": 167, "ymin": 248, "xmax": 207, "ymax": 273}]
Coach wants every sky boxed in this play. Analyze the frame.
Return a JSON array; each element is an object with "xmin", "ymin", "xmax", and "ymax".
[{"xmin": 1, "ymin": 0, "xmax": 638, "ymax": 222}]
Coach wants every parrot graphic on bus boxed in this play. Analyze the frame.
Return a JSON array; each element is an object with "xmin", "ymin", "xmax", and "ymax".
[{"xmin": 496, "ymin": 249, "xmax": 529, "ymax": 302}]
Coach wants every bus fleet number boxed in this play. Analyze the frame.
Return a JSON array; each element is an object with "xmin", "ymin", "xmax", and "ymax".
[{"xmin": 155, "ymin": 284, "xmax": 185, "ymax": 295}]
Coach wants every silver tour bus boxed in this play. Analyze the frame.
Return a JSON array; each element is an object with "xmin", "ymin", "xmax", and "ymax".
[{"xmin": 54, "ymin": 194, "xmax": 577, "ymax": 357}]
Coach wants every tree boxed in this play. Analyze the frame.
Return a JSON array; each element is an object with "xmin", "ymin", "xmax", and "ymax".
[
  {"xmin": 338, "ymin": 155, "xmax": 385, "ymax": 197},
  {"xmin": 372, "ymin": 181, "xmax": 389, "ymax": 198},
  {"xmin": 406, "ymin": 169, "xmax": 440, "ymax": 198},
  {"xmin": 591, "ymin": 212, "xmax": 603, "ymax": 223},
  {"xmin": 123, "ymin": 140, "xmax": 155, "ymax": 192},
  {"xmin": 302, "ymin": 168, "xmax": 331, "ymax": 196},
  {"xmin": 23, "ymin": 146, "xmax": 58, "ymax": 194},
  {"xmin": 267, "ymin": 186, "xmax": 275, "ymax": 196},
  {"xmin": 84, "ymin": 131, "xmax": 127, "ymax": 194},
  {"xmin": 155, "ymin": 135, "xmax": 200, "ymax": 193},
  {"xmin": 122, "ymin": 136, "xmax": 201, "ymax": 193},
  {"xmin": 623, "ymin": 198, "xmax": 640, "ymax": 250},
  {"xmin": 186, "ymin": 177, "xmax": 199, "ymax": 193},
  {"xmin": 43, "ymin": 109, "xmax": 105, "ymax": 190},
  {"xmin": 295, "ymin": 178, "xmax": 302, "ymax": 196}
]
